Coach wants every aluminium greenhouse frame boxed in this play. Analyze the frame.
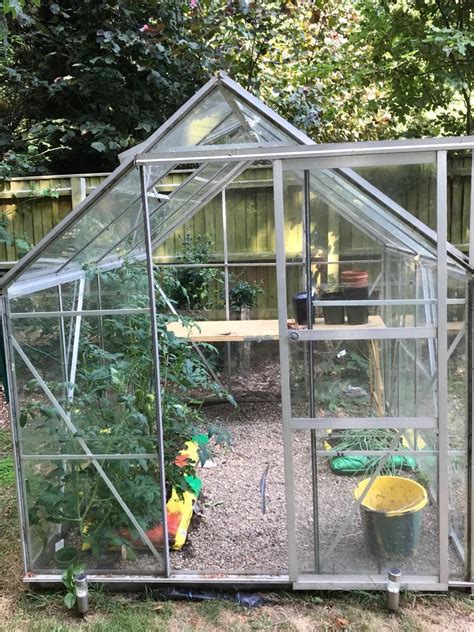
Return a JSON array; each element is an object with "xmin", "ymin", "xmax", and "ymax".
[
  {"xmin": 134, "ymin": 136, "xmax": 474, "ymax": 590},
  {"xmin": 1, "ymin": 74, "xmax": 474, "ymax": 589}
]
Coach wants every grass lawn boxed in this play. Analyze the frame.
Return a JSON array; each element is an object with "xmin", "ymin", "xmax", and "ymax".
[{"xmin": 0, "ymin": 433, "xmax": 473, "ymax": 631}]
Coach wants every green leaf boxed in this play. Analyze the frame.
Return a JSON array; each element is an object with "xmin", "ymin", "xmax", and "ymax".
[
  {"xmin": 91, "ymin": 141, "xmax": 106, "ymax": 152},
  {"xmin": 63, "ymin": 591, "xmax": 76, "ymax": 609},
  {"xmin": 13, "ymin": 238, "xmax": 31, "ymax": 253},
  {"xmin": 125, "ymin": 546, "xmax": 137, "ymax": 561}
]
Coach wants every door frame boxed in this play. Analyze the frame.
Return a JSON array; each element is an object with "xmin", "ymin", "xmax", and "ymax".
[{"xmin": 272, "ymin": 151, "xmax": 455, "ymax": 590}]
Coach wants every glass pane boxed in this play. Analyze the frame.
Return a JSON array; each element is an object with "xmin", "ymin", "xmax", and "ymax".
[
  {"xmin": 446, "ymin": 278, "xmax": 468, "ymax": 579},
  {"xmin": 228, "ymin": 265, "xmax": 277, "ymax": 320},
  {"xmin": 447, "ymin": 150, "xmax": 471, "ymax": 250},
  {"xmin": 10, "ymin": 258, "xmax": 168, "ymax": 576},
  {"xmin": 154, "ymin": 198, "xmax": 224, "ymax": 264},
  {"xmin": 24, "ymin": 456, "xmax": 165, "ymax": 574},
  {"xmin": 151, "ymin": 87, "xmax": 234, "ymax": 149},
  {"xmin": 150, "ymin": 85, "xmax": 298, "ymax": 151},
  {"xmin": 449, "ymin": 454, "xmax": 468, "ymax": 579},
  {"xmin": 146, "ymin": 161, "xmax": 249, "ymax": 252},
  {"xmin": 293, "ymin": 430, "xmax": 440, "ymax": 576},
  {"xmin": 227, "ymin": 170, "xmax": 275, "ymax": 263},
  {"xmin": 284, "ymin": 167, "xmax": 438, "ymax": 264},
  {"xmin": 24, "ymin": 168, "xmax": 142, "ymax": 275},
  {"xmin": 233, "ymin": 95, "xmax": 296, "ymax": 144},
  {"xmin": 353, "ymin": 164, "xmax": 437, "ymax": 232},
  {"xmin": 289, "ymin": 338, "xmax": 437, "ymax": 419}
]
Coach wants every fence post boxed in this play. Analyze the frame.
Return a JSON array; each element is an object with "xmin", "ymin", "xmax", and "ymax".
[{"xmin": 70, "ymin": 177, "xmax": 87, "ymax": 208}]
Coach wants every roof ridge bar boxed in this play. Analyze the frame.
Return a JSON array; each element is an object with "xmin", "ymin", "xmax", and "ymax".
[{"xmin": 136, "ymin": 136, "xmax": 474, "ymax": 165}]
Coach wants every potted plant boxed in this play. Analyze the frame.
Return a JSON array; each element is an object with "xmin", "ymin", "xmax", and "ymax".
[
  {"xmin": 229, "ymin": 280, "xmax": 264, "ymax": 320},
  {"xmin": 162, "ymin": 234, "xmax": 224, "ymax": 319}
]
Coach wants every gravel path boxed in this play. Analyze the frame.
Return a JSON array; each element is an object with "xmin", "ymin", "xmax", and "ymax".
[{"xmin": 171, "ymin": 401, "xmax": 288, "ymax": 572}]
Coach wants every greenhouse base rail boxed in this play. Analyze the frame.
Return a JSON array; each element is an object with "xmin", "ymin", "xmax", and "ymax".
[{"xmin": 20, "ymin": 572, "xmax": 473, "ymax": 592}]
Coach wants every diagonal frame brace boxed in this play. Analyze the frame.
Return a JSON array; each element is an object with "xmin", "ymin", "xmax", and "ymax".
[{"xmin": 12, "ymin": 337, "xmax": 164, "ymax": 564}]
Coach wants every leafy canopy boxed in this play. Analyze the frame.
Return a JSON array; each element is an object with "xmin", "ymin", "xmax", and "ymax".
[
  {"xmin": 1, "ymin": 1, "xmax": 210, "ymax": 176},
  {"xmin": 1, "ymin": 1, "xmax": 472, "ymax": 178}
]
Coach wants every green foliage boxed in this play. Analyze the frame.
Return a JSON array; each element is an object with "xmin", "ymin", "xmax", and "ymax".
[
  {"xmin": 1, "ymin": 1, "xmax": 210, "ymax": 176},
  {"xmin": 0, "ymin": 428, "xmax": 12, "ymax": 452},
  {"xmin": 201, "ymin": 1, "xmax": 397, "ymax": 142},
  {"xmin": 61, "ymin": 562, "xmax": 85, "ymax": 609},
  {"xmin": 315, "ymin": 345, "xmax": 369, "ymax": 412},
  {"xmin": 2, "ymin": 1, "xmax": 472, "ymax": 178},
  {"xmin": 328, "ymin": 428, "xmax": 417, "ymax": 476},
  {"xmin": 204, "ymin": 0, "xmax": 472, "ymax": 139},
  {"xmin": 229, "ymin": 279, "xmax": 263, "ymax": 311},
  {"xmin": 163, "ymin": 234, "xmax": 224, "ymax": 313},
  {"xmin": 0, "ymin": 213, "xmax": 31, "ymax": 254},
  {"xmin": 0, "ymin": 457, "xmax": 14, "ymax": 487},
  {"xmin": 24, "ymin": 260, "xmax": 232, "ymax": 559},
  {"xmin": 331, "ymin": 428, "xmax": 398, "ymax": 453},
  {"xmin": 352, "ymin": 0, "xmax": 473, "ymax": 136}
]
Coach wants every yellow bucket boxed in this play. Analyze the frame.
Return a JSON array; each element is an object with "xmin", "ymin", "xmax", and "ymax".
[{"xmin": 354, "ymin": 476, "xmax": 428, "ymax": 556}]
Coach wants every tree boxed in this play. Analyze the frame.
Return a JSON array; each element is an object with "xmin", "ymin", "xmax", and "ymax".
[
  {"xmin": 201, "ymin": 0, "xmax": 395, "ymax": 142},
  {"xmin": 2, "ymin": 1, "xmax": 471, "ymax": 178},
  {"xmin": 351, "ymin": 0, "xmax": 473, "ymax": 137},
  {"xmin": 1, "ymin": 1, "xmax": 210, "ymax": 176},
  {"xmin": 200, "ymin": 0, "xmax": 472, "ymax": 141}
]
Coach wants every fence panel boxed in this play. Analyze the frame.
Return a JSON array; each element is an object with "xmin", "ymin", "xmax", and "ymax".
[{"xmin": 1, "ymin": 160, "xmax": 471, "ymax": 303}]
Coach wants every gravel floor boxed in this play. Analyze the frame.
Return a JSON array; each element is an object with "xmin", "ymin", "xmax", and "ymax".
[
  {"xmin": 293, "ymin": 433, "xmax": 464, "ymax": 577},
  {"xmin": 170, "ymin": 397, "xmax": 465, "ymax": 578},
  {"xmin": 171, "ymin": 401, "xmax": 288, "ymax": 573}
]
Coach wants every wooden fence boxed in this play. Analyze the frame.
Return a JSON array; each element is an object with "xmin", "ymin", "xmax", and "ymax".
[
  {"xmin": 0, "ymin": 158, "xmax": 471, "ymax": 318},
  {"xmin": 0, "ymin": 173, "xmax": 109, "ymax": 262}
]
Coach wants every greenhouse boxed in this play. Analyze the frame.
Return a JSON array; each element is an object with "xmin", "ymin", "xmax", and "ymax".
[{"xmin": 1, "ymin": 72, "xmax": 474, "ymax": 590}]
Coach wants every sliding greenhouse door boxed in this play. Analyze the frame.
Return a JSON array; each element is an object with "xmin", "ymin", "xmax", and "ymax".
[{"xmin": 273, "ymin": 154, "xmax": 458, "ymax": 590}]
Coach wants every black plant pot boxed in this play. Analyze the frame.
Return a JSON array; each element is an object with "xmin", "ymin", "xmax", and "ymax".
[
  {"xmin": 293, "ymin": 292, "xmax": 315, "ymax": 325},
  {"xmin": 54, "ymin": 546, "xmax": 78, "ymax": 569},
  {"xmin": 344, "ymin": 285, "xmax": 369, "ymax": 325},
  {"xmin": 320, "ymin": 290, "xmax": 345, "ymax": 325}
]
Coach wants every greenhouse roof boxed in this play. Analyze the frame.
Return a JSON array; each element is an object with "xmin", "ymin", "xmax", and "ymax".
[{"xmin": 1, "ymin": 73, "xmax": 473, "ymax": 296}]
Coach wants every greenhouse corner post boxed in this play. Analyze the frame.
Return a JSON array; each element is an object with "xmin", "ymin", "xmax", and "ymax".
[
  {"xmin": 139, "ymin": 164, "xmax": 170, "ymax": 576},
  {"xmin": 437, "ymin": 150, "xmax": 449, "ymax": 586},
  {"xmin": 1, "ymin": 294, "xmax": 30, "ymax": 574}
]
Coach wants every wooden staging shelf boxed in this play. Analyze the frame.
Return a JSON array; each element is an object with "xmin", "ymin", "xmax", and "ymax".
[{"xmin": 166, "ymin": 315, "xmax": 386, "ymax": 343}]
